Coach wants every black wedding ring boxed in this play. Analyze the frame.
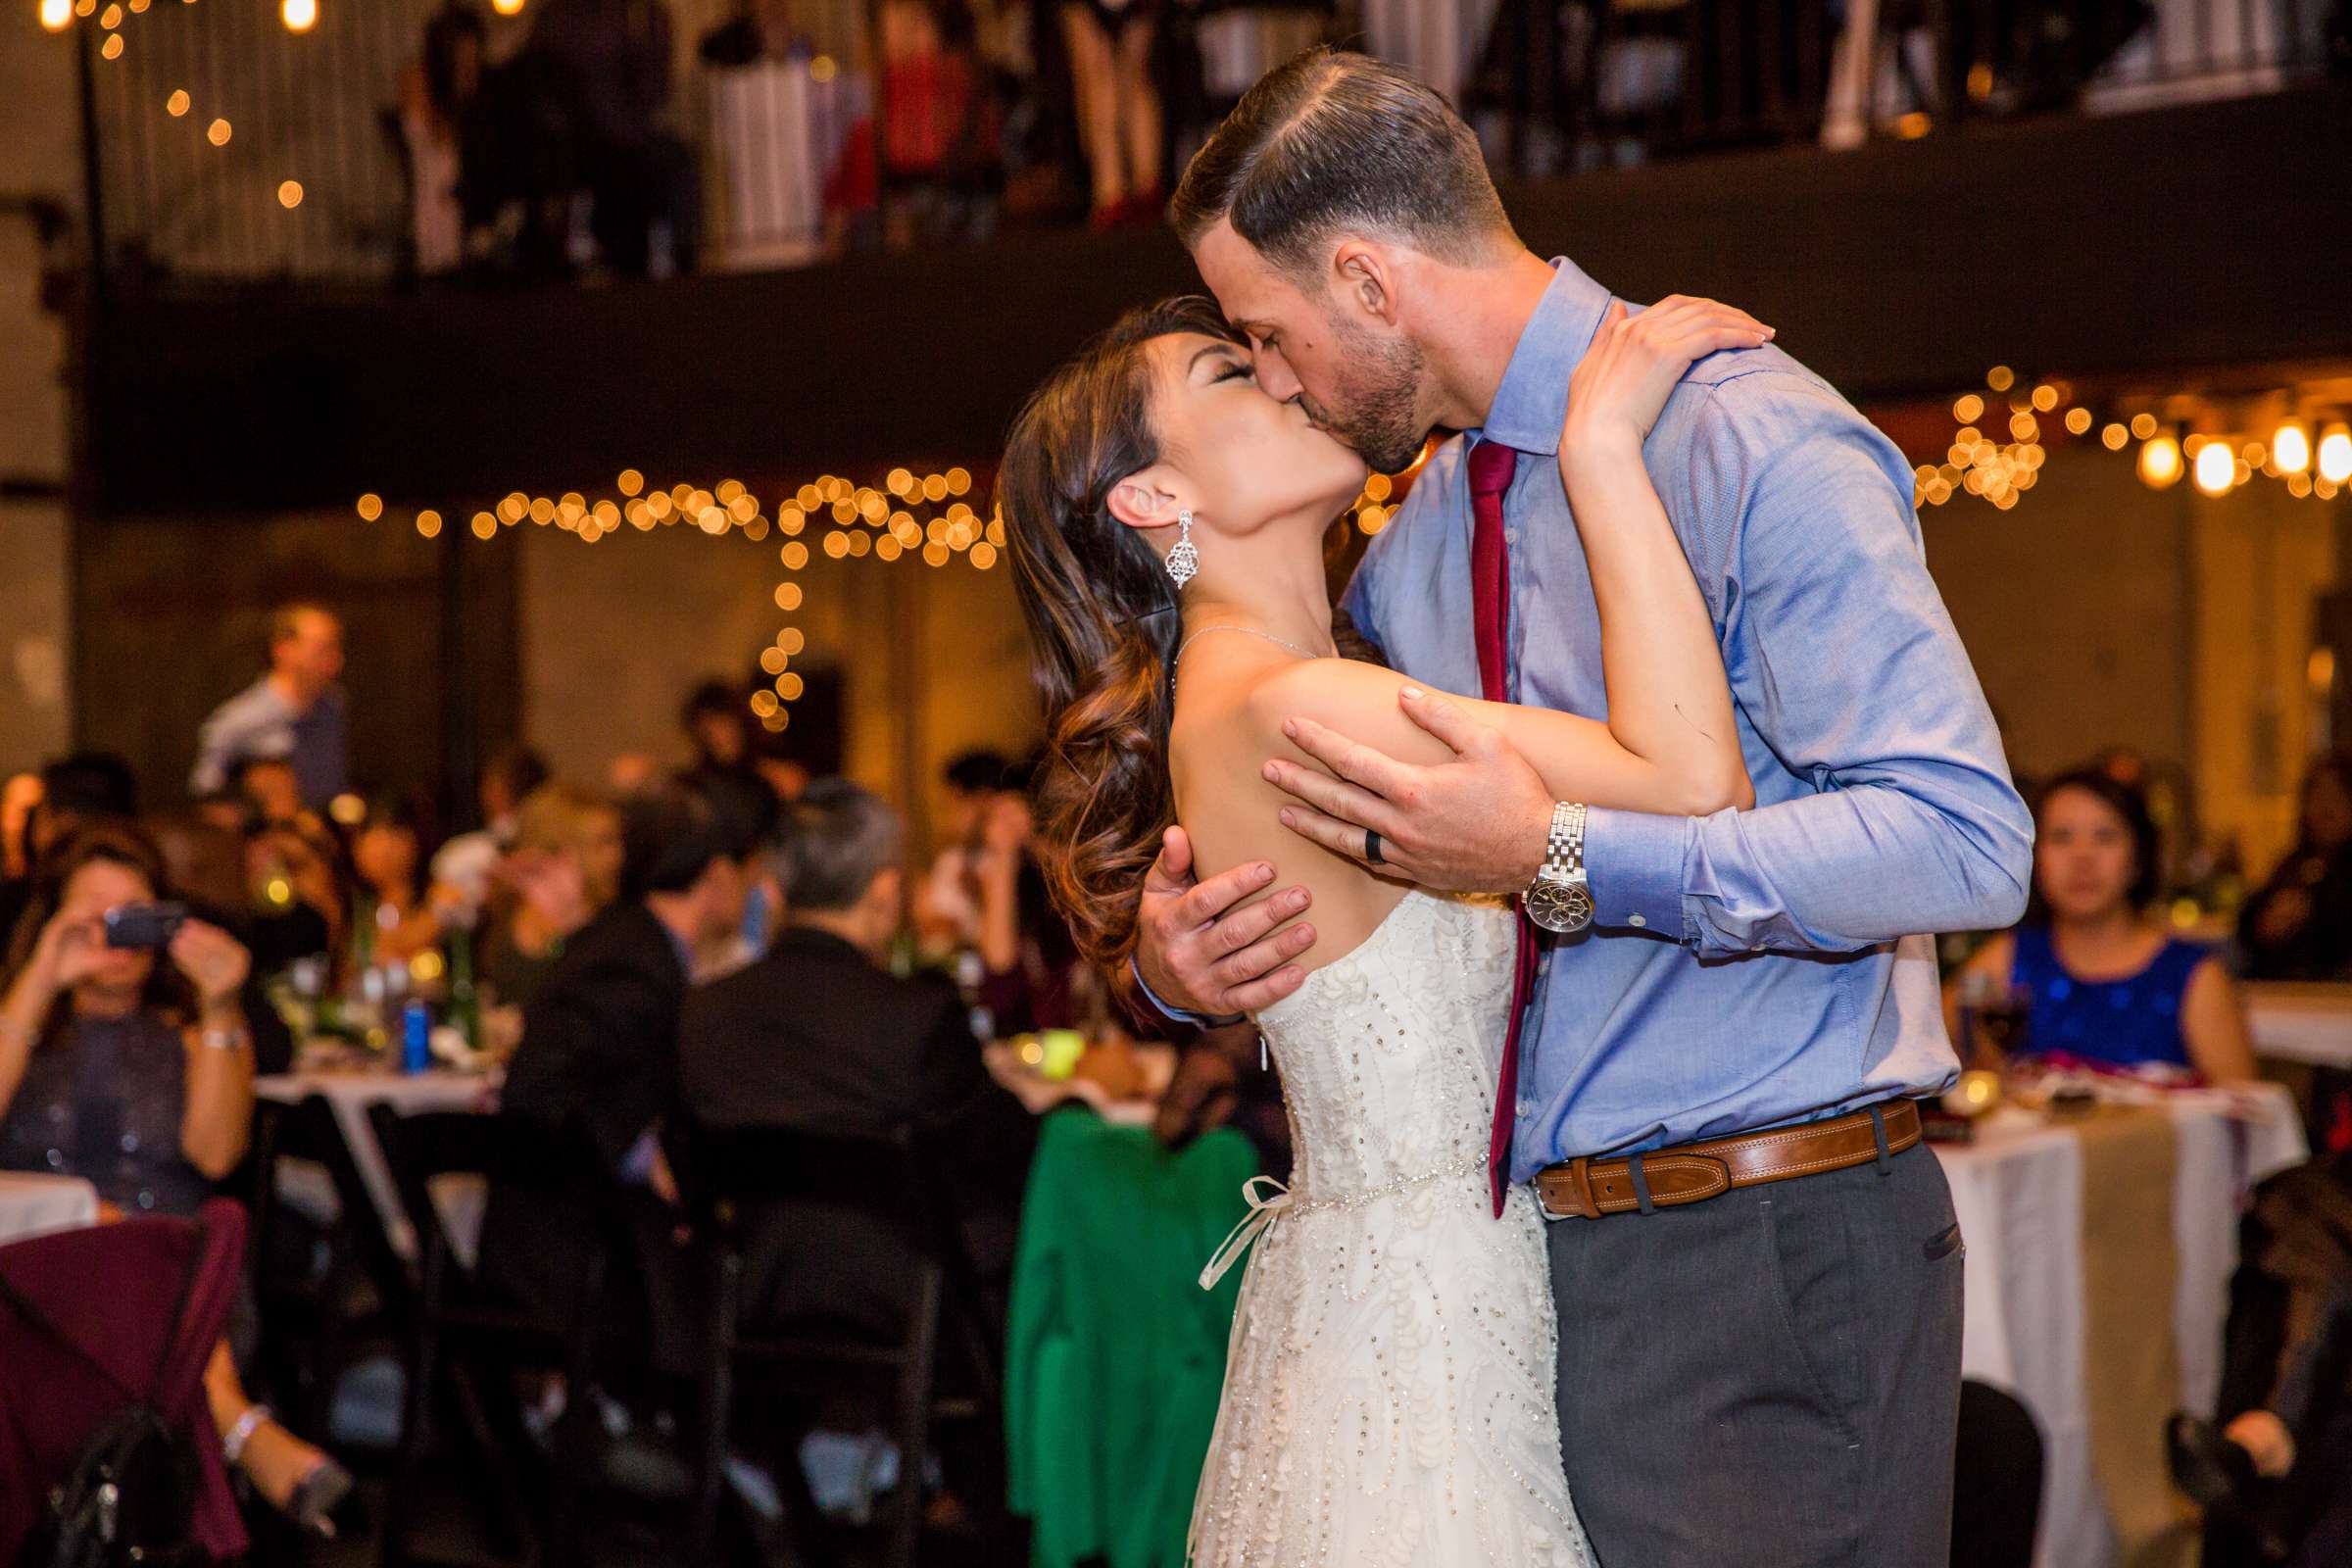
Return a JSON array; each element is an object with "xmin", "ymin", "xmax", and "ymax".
[{"xmin": 1364, "ymin": 828, "xmax": 1386, "ymax": 865}]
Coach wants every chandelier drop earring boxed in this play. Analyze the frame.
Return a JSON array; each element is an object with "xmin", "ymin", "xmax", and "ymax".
[{"xmin": 1165, "ymin": 511, "xmax": 1200, "ymax": 589}]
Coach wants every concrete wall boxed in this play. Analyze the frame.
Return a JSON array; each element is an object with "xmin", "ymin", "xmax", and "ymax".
[
  {"xmin": 518, "ymin": 516, "xmax": 1040, "ymax": 852},
  {"xmin": 1928, "ymin": 441, "xmax": 2346, "ymax": 883},
  {"xmin": 0, "ymin": 6, "xmax": 83, "ymax": 775}
]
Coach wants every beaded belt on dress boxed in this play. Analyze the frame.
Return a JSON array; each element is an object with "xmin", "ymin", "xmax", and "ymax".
[{"xmin": 1197, "ymin": 1152, "xmax": 1492, "ymax": 1291}]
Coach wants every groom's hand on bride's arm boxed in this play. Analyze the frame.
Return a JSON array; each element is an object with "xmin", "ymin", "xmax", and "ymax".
[
  {"xmin": 1267, "ymin": 688, "xmax": 1552, "ymax": 895},
  {"xmin": 1135, "ymin": 825, "xmax": 1318, "ymax": 1019}
]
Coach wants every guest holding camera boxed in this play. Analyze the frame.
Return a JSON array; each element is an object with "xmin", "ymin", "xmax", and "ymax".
[{"xmin": 0, "ymin": 825, "xmax": 351, "ymax": 1534}]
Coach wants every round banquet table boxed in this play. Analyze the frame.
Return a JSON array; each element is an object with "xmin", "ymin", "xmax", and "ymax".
[
  {"xmin": 1005, "ymin": 1108, "xmax": 1255, "ymax": 1568},
  {"xmin": 1935, "ymin": 1083, "xmax": 2308, "ymax": 1568},
  {"xmin": 254, "ymin": 1064, "xmax": 494, "ymax": 1261},
  {"xmin": 0, "ymin": 1171, "xmax": 99, "ymax": 1246}
]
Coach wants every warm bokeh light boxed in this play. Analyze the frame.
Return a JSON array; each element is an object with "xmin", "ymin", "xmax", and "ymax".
[
  {"xmin": 2139, "ymin": 433, "xmax": 2183, "ymax": 489},
  {"xmin": 100, "ymin": 32, "xmax": 122, "ymax": 58},
  {"xmin": 167, "ymin": 88, "xmax": 190, "ymax": 116},
  {"xmin": 2320, "ymin": 425, "xmax": 2352, "ymax": 485},
  {"xmin": 280, "ymin": 0, "xmax": 316, "ymax": 28},
  {"xmin": 2192, "ymin": 440, "xmax": 2235, "ymax": 496},
  {"xmin": 2064, "ymin": 408, "xmax": 2092, "ymax": 436},
  {"xmin": 355, "ymin": 492, "xmax": 382, "ymax": 521},
  {"xmin": 207, "ymin": 119, "xmax": 231, "ymax": 146},
  {"xmin": 277, "ymin": 180, "xmax": 303, "ymax": 208},
  {"xmin": 328, "ymin": 793, "xmax": 366, "ymax": 827},
  {"xmin": 491, "ymin": 0, "xmax": 525, "ymax": 12},
  {"xmin": 2130, "ymin": 413, "xmax": 2158, "ymax": 441},
  {"xmin": 2274, "ymin": 421, "xmax": 2311, "ymax": 474},
  {"xmin": 40, "ymin": 0, "xmax": 72, "ymax": 30},
  {"xmin": 416, "ymin": 509, "xmax": 442, "ymax": 538},
  {"xmin": 1986, "ymin": 366, "xmax": 2015, "ymax": 393},
  {"xmin": 99, "ymin": 1, "xmax": 120, "ymax": 24}
]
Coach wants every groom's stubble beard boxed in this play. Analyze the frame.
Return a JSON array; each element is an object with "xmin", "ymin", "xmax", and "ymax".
[{"xmin": 1302, "ymin": 312, "xmax": 1431, "ymax": 476}]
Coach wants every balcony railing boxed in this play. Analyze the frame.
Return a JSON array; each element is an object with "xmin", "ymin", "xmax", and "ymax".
[{"xmin": 62, "ymin": 0, "xmax": 2345, "ymax": 291}]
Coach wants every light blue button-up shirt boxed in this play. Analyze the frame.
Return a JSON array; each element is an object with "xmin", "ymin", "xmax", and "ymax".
[{"xmin": 1343, "ymin": 260, "xmax": 2034, "ymax": 1174}]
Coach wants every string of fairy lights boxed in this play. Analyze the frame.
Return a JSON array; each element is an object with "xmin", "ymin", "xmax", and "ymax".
[
  {"xmin": 1917, "ymin": 365, "xmax": 2352, "ymax": 513},
  {"xmin": 356, "ymin": 468, "xmax": 1398, "ymax": 733}
]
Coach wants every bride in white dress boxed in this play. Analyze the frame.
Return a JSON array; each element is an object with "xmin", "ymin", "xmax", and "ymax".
[{"xmin": 1002, "ymin": 292, "xmax": 1767, "ymax": 1564}]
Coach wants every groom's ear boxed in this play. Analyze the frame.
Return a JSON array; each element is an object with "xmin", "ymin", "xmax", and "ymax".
[
  {"xmin": 1106, "ymin": 466, "xmax": 1186, "ymax": 533},
  {"xmin": 1334, "ymin": 242, "xmax": 1401, "ymax": 329}
]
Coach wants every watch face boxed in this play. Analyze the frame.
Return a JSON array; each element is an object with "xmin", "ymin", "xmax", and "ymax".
[{"xmin": 1525, "ymin": 879, "xmax": 1593, "ymax": 934}]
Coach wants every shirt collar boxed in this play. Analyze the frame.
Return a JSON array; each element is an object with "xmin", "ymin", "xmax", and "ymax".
[{"xmin": 1472, "ymin": 258, "xmax": 1615, "ymax": 459}]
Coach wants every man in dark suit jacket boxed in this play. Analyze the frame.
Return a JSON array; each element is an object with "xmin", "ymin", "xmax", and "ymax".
[
  {"xmin": 484, "ymin": 781, "xmax": 747, "ymax": 1358},
  {"xmin": 678, "ymin": 778, "xmax": 1034, "ymax": 1333}
]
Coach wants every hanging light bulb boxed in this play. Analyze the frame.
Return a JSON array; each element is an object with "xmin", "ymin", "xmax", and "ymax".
[
  {"xmin": 2138, "ymin": 432, "xmax": 2183, "ymax": 490},
  {"xmin": 40, "ymin": 0, "xmax": 74, "ymax": 30},
  {"xmin": 491, "ymin": 0, "xmax": 526, "ymax": 13},
  {"xmin": 280, "ymin": 0, "xmax": 316, "ymax": 30},
  {"xmin": 2274, "ymin": 421, "xmax": 2312, "ymax": 475},
  {"xmin": 2319, "ymin": 424, "xmax": 2352, "ymax": 486},
  {"xmin": 2193, "ymin": 440, "xmax": 2235, "ymax": 496}
]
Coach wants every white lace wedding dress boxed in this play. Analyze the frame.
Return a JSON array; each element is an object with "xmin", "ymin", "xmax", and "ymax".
[{"xmin": 1188, "ymin": 891, "xmax": 1592, "ymax": 1567}]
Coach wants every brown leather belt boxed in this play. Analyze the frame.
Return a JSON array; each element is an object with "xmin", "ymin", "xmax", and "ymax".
[{"xmin": 1534, "ymin": 1100, "xmax": 1924, "ymax": 1220}]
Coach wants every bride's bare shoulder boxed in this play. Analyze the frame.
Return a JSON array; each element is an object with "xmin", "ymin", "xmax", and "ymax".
[{"xmin": 1241, "ymin": 658, "xmax": 1458, "ymax": 769}]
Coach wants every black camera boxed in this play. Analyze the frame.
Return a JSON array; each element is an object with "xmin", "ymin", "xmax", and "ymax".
[{"xmin": 103, "ymin": 902, "xmax": 190, "ymax": 951}]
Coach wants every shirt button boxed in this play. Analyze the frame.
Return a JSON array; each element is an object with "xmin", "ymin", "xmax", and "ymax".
[
  {"xmin": 1629, "ymin": 914, "xmax": 1647, "ymax": 928},
  {"xmin": 1516, "ymin": 1099, "xmax": 1537, "ymax": 1116},
  {"xmin": 136, "ymin": 1191, "xmax": 156, "ymax": 1210},
  {"xmin": 45, "ymin": 1148, "xmax": 64, "ymax": 1169},
  {"xmin": 120, "ymin": 1132, "xmax": 140, "ymax": 1153}
]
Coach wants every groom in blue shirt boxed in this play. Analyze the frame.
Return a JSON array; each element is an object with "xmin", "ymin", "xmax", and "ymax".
[{"xmin": 1135, "ymin": 48, "xmax": 2033, "ymax": 1566}]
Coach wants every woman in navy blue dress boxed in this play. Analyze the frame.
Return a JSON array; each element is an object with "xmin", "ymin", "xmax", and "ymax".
[{"xmin": 1945, "ymin": 767, "xmax": 2256, "ymax": 1083}]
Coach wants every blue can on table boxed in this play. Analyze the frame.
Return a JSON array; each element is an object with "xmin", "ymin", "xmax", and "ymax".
[{"xmin": 402, "ymin": 1001, "xmax": 431, "ymax": 1074}]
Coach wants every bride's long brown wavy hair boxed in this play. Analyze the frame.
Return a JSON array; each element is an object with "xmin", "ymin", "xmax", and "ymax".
[{"xmin": 1003, "ymin": 297, "xmax": 1377, "ymax": 988}]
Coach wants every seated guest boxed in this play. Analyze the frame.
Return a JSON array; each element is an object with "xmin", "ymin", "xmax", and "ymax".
[
  {"xmin": 483, "ymin": 781, "xmax": 623, "ymax": 1010},
  {"xmin": 483, "ymin": 782, "xmax": 745, "ymax": 1351},
  {"xmin": 350, "ymin": 797, "xmax": 443, "ymax": 969},
  {"xmin": 0, "ymin": 826, "xmax": 350, "ymax": 1532},
  {"xmin": 678, "ymin": 778, "xmax": 1033, "ymax": 1328},
  {"xmin": 1945, "ymin": 767, "xmax": 2256, "ymax": 1083},
  {"xmin": 912, "ymin": 747, "xmax": 1007, "ymax": 958},
  {"xmin": 2171, "ymin": 1147, "xmax": 2352, "ymax": 1566},
  {"xmin": 2239, "ymin": 752, "xmax": 2352, "ymax": 982},
  {"xmin": 430, "ymin": 744, "xmax": 552, "ymax": 915},
  {"xmin": 0, "ymin": 753, "xmax": 142, "ymax": 940}
]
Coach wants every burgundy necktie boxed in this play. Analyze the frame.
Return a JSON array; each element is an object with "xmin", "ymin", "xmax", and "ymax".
[{"xmin": 1468, "ymin": 439, "xmax": 1539, "ymax": 1217}]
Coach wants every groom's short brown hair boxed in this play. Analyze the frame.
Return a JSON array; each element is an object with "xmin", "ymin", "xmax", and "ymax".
[{"xmin": 1170, "ymin": 48, "xmax": 1514, "ymax": 276}]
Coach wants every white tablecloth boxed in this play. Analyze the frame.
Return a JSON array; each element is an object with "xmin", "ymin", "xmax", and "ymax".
[
  {"xmin": 1935, "ymin": 1085, "xmax": 2307, "ymax": 1568},
  {"xmin": 2244, "ymin": 982, "xmax": 2352, "ymax": 1070},
  {"xmin": 255, "ymin": 1068, "xmax": 493, "ymax": 1261},
  {"xmin": 0, "ymin": 1171, "xmax": 99, "ymax": 1246}
]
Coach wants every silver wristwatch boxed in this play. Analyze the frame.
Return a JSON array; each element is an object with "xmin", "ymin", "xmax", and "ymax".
[{"xmin": 1523, "ymin": 802, "xmax": 1593, "ymax": 934}]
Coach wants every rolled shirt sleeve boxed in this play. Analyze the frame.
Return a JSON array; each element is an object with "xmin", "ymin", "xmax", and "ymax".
[{"xmin": 1585, "ymin": 390, "xmax": 2034, "ymax": 956}]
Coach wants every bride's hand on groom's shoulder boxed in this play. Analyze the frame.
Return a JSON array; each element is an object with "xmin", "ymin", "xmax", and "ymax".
[
  {"xmin": 1560, "ymin": 296, "xmax": 1774, "ymax": 477},
  {"xmin": 1268, "ymin": 686, "xmax": 1551, "ymax": 898}
]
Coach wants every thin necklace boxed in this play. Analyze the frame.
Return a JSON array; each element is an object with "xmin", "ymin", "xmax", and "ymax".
[{"xmin": 1174, "ymin": 622, "xmax": 1328, "ymax": 670}]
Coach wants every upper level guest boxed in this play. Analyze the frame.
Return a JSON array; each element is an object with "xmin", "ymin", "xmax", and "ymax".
[
  {"xmin": 190, "ymin": 604, "xmax": 349, "ymax": 811},
  {"xmin": 1945, "ymin": 767, "xmax": 2256, "ymax": 1083},
  {"xmin": 2238, "ymin": 752, "xmax": 2352, "ymax": 983}
]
